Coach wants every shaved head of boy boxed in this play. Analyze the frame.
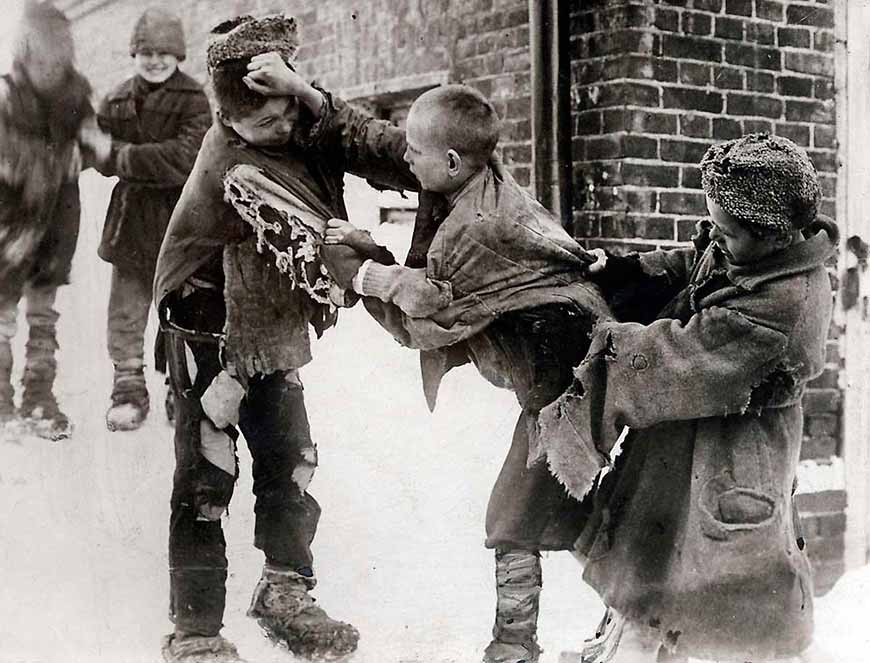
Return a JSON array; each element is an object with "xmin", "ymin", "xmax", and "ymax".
[{"xmin": 404, "ymin": 84, "xmax": 501, "ymax": 193}]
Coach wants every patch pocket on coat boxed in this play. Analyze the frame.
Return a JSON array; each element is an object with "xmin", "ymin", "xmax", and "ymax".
[{"xmin": 699, "ymin": 474, "xmax": 776, "ymax": 541}]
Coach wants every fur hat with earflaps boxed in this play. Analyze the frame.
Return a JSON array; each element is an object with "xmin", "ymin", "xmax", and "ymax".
[
  {"xmin": 129, "ymin": 7, "xmax": 186, "ymax": 60},
  {"xmin": 701, "ymin": 133, "xmax": 820, "ymax": 236},
  {"xmin": 206, "ymin": 14, "xmax": 299, "ymax": 70}
]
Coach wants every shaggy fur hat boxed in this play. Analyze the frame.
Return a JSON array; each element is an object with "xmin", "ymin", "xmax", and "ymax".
[
  {"xmin": 701, "ymin": 133, "xmax": 820, "ymax": 235},
  {"xmin": 206, "ymin": 14, "xmax": 298, "ymax": 70},
  {"xmin": 129, "ymin": 7, "xmax": 186, "ymax": 60}
]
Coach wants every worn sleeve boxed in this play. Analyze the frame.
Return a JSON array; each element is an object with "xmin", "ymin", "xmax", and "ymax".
[
  {"xmin": 97, "ymin": 91, "xmax": 211, "ymax": 187},
  {"xmin": 637, "ymin": 245, "xmax": 696, "ymax": 285},
  {"xmin": 356, "ymin": 262, "xmax": 453, "ymax": 318},
  {"xmin": 535, "ymin": 305, "xmax": 789, "ymax": 500},
  {"xmin": 305, "ymin": 90, "xmax": 418, "ymax": 193}
]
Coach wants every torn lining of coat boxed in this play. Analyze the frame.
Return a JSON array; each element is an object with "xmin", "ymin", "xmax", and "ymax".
[
  {"xmin": 291, "ymin": 445, "xmax": 318, "ymax": 491},
  {"xmin": 744, "ymin": 359, "xmax": 803, "ymax": 415},
  {"xmin": 223, "ymin": 170, "xmax": 336, "ymax": 308}
]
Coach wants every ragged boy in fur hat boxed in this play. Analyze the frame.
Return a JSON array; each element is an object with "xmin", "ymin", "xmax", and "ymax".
[{"xmin": 701, "ymin": 133, "xmax": 821, "ymax": 265}]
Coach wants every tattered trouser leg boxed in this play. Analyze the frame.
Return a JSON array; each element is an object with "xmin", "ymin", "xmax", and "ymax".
[
  {"xmin": 486, "ymin": 411, "xmax": 592, "ymax": 551},
  {"xmin": 238, "ymin": 371, "xmax": 320, "ymax": 570},
  {"xmin": 484, "ymin": 549, "xmax": 543, "ymax": 663},
  {"xmin": 167, "ymin": 335, "xmax": 231, "ymax": 637},
  {"xmin": 167, "ymin": 334, "xmax": 320, "ymax": 637},
  {"xmin": 20, "ymin": 285, "xmax": 60, "ymax": 408},
  {"xmin": 0, "ymin": 297, "xmax": 18, "ymax": 417}
]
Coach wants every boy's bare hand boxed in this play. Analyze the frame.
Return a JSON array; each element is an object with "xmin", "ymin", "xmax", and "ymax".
[
  {"xmin": 324, "ymin": 218, "xmax": 360, "ymax": 245},
  {"xmin": 244, "ymin": 52, "xmax": 307, "ymax": 97},
  {"xmin": 586, "ymin": 248, "xmax": 608, "ymax": 274},
  {"xmin": 78, "ymin": 120, "xmax": 112, "ymax": 166}
]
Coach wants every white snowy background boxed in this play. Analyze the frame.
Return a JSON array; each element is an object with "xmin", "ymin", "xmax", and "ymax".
[{"xmin": 0, "ymin": 4, "xmax": 868, "ymax": 661}]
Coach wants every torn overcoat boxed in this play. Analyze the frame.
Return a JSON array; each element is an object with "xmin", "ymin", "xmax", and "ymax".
[{"xmin": 537, "ymin": 218, "xmax": 838, "ymax": 660}]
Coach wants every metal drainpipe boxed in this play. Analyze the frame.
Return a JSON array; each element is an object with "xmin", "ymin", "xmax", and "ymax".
[{"xmin": 529, "ymin": 0, "xmax": 573, "ymax": 227}]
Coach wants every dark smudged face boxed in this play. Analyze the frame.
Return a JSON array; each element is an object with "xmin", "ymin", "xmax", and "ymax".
[
  {"xmin": 706, "ymin": 195, "xmax": 783, "ymax": 266},
  {"xmin": 223, "ymin": 97, "xmax": 300, "ymax": 147}
]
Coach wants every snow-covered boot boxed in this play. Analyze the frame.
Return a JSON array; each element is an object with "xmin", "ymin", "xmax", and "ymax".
[
  {"xmin": 106, "ymin": 359, "xmax": 149, "ymax": 431},
  {"xmin": 247, "ymin": 565, "xmax": 359, "ymax": 660},
  {"xmin": 483, "ymin": 549, "xmax": 543, "ymax": 663},
  {"xmin": 161, "ymin": 634, "xmax": 247, "ymax": 663},
  {"xmin": 19, "ymin": 288, "xmax": 71, "ymax": 440}
]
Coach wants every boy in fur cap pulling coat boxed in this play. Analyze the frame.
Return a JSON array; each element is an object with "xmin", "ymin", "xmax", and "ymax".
[
  {"xmin": 94, "ymin": 7, "xmax": 210, "ymax": 432},
  {"xmin": 0, "ymin": 1, "xmax": 104, "ymax": 440}
]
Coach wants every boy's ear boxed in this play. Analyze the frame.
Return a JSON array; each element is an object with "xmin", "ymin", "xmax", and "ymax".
[
  {"xmin": 216, "ymin": 108, "xmax": 232, "ymax": 127},
  {"xmin": 775, "ymin": 231, "xmax": 799, "ymax": 250},
  {"xmin": 446, "ymin": 149, "xmax": 462, "ymax": 177}
]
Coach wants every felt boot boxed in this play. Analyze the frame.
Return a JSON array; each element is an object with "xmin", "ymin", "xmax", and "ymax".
[
  {"xmin": 161, "ymin": 634, "xmax": 247, "ymax": 663},
  {"xmin": 19, "ymin": 288, "xmax": 70, "ymax": 440},
  {"xmin": 106, "ymin": 359, "xmax": 149, "ymax": 431},
  {"xmin": 247, "ymin": 565, "xmax": 359, "ymax": 660},
  {"xmin": 483, "ymin": 549, "xmax": 543, "ymax": 663}
]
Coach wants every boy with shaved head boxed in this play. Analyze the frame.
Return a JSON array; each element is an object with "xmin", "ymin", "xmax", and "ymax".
[{"xmin": 326, "ymin": 84, "xmax": 610, "ymax": 663}]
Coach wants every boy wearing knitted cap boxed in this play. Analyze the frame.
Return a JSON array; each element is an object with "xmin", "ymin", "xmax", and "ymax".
[
  {"xmin": 153, "ymin": 13, "xmax": 418, "ymax": 663},
  {"xmin": 93, "ymin": 7, "xmax": 210, "ymax": 432},
  {"xmin": 533, "ymin": 133, "xmax": 837, "ymax": 663}
]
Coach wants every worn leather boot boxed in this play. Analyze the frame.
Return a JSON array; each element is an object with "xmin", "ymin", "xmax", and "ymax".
[
  {"xmin": 483, "ymin": 549, "xmax": 543, "ymax": 663},
  {"xmin": 247, "ymin": 565, "xmax": 359, "ymax": 659}
]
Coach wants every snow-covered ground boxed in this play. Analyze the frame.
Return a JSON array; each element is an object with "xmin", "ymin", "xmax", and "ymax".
[{"xmin": 0, "ymin": 172, "xmax": 866, "ymax": 663}]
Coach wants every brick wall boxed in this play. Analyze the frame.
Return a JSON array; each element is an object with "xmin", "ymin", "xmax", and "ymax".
[{"xmin": 567, "ymin": 0, "xmax": 844, "ymax": 593}]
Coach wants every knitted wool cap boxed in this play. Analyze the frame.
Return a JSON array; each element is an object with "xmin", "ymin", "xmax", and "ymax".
[
  {"xmin": 206, "ymin": 14, "xmax": 298, "ymax": 70},
  {"xmin": 701, "ymin": 133, "xmax": 820, "ymax": 234},
  {"xmin": 129, "ymin": 8, "xmax": 186, "ymax": 61}
]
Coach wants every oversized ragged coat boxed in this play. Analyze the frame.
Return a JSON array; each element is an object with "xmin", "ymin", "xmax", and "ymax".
[
  {"xmin": 535, "ymin": 218, "xmax": 838, "ymax": 661},
  {"xmin": 0, "ymin": 70, "xmax": 93, "ymax": 300}
]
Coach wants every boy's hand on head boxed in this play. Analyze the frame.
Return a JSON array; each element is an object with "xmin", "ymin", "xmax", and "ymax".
[
  {"xmin": 244, "ymin": 51, "xmax": 307, "ymax": 97},
  {"xmin": 324, "ymin": 218, "xmax": 361, "ymax": 245}
]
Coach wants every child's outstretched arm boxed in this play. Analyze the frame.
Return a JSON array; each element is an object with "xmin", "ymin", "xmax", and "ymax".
[
  {"xmin": 243, "ymin": 52, "xmax": 416, "ymax": 193},
  {"xmin": 539, "ymin": 304, "xmax": 788, "ymax": 456},
  {"xmin": 324, "ymin": 218, "xmax": 451, "ymax": 319},
  {"xmin": 324, "ymin": 218, "xmax": 396, "ymax": 266}
]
